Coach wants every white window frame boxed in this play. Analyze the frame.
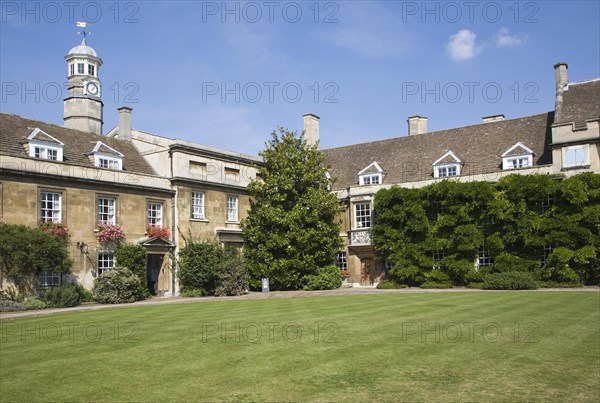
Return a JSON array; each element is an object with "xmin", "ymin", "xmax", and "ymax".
[
  {"xmin": 227, "ymin": 195, "xmax": 239, "ymax": 222},
  {"xmin": 505, "ymin": 156, "xmax": 532, "ymax": 170},
  {"xmin": 360, "ymin": 174, "xmax": 381, "ymax": 185},
  {"xmin": 147, "ymin": 202, "xmax": 163, "ymax": 227},
  {"xmin": 335, "ymin": 252, "xmax": 347, "ymax": 270},
  {"xmin": 95, "ymin": 154, "xmax": 123, "ymax": 170},
  {"xmin": 562, "ymin": 145, "xmax": 590, "ymax": 168},
  {"xmin": 358, "ymin": 162, "xmax": 384, "ymax": 186},
  {"xmin": 476, "ymin": 248, "xmax": 494, "ymax": 271},
  {"xmin": 77, "ymin": 63, "xmax": 85, "ymax": 74},
  {"xmin": 97, "ymin": 252, "xmax": 115, "ymax": 276},
  {"xmin": 502, "ymin": 143, "xmax": 534, "ymax": 170},
  {"xmin": 354, "ymin": 202, "xmax": 372, "ymax": 229},
  {"xmin": 433, "ymin": 151, "xmax": 461, "ymax": 178},
  {"xmin": 92, "ymin": 142, "xmax": 124, "ymax": 171},
  {"xmin": 435, "ymin": 164, "xmax": 460, "ymax": 178},
  {"xmin": 27, "ymin": 129, "xmax": 64, "ymax": 161},
  {"xmin": 98, "ymin": 197, "xmax": 116, "ymax": 225},
  {"xmin": 39, "ymin": 271, "xmax": 61, "ymax": 287},
  {"xmin": 433, "ymin": 251, "xmax": 447, "ymax": 270},
  {"xmin": 191, "ymin": 191, "xmax": 205, "ymax": 220},
  {"xmin": 40, "ymin": 191, "xmax": 62, "ymax": 223},
  {"xmin": 69, "ymin": 63, "xmax": 75, "ymax": 76},
  {"xmin": 88, "ymin": 64, "xmax": 95, "ymax": 77}
]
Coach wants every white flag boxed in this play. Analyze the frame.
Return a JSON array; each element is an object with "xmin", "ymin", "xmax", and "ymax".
[{"xmin": 76, "ymin": 22, "xmax": 86, "ymax": 28}]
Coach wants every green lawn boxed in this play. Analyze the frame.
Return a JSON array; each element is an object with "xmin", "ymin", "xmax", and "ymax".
[{"xmin": 1, "ymin": 292, "xmax": 599, "ymax": 402}]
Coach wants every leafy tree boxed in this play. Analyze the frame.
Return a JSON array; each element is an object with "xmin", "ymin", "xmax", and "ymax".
[
  {"xmin": 0, "ymin": 223, "xmax": 71, "ymax": 294},
  {"xmin": 115, "ymin": 243, "xmax": 150, "ymax": 298},
  {"xmin": 242, "ymin": 127, "xmax": 342, "ymax": 290},
  {"xmin": 177, "ymin": 240, "xmax": 224, "ymax": 295}
]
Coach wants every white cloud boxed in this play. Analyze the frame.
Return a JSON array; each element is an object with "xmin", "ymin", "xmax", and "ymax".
[
  {"xmin": 446, "ymin": 29, "xmax": 480, "ymax": 61},
  {"xmin": 495, "ymin": 27, "xmax": 528, "ymax": 47}
]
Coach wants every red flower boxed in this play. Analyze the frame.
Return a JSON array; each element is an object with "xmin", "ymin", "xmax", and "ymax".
[{"xmin": 146, "ymin": 225, "xmax": 170, "ymax": 239}]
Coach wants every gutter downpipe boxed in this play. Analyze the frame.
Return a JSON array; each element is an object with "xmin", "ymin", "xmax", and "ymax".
[{"xmin": 169, "ymin": 148, "xmax": 177, "ymax": 296}]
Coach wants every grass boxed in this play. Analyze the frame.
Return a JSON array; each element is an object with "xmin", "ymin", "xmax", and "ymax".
[{"xmin": 1, "ymin": 292, "xmax": 599, "ymax": 402}]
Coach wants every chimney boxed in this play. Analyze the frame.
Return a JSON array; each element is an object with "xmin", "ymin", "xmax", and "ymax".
[
  {"xmin": 117, "ymin": 106, "xmax": 133, "ymax": 141},
  {"xmin": 303, "ymin": 113, "xmax": 320, "ymax": 147},
  {"xmin": 407, "ymin": 115, "xmax": 427, "ymax": 135},
  {"xmin": 553, "ymin": 62, "xmax": 568, "ymax": 123},
  {"xmin": 482, "ymin": 114, "xmax": 505, "ymax": 123}
]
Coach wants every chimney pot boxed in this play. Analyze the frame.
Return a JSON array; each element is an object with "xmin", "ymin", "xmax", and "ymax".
[
  {"xmin": 117, "ymin": 106, "xmax": 133, "ymax": 141},
  {"xmin": 303, "ymin": 113, "xmax": 320, "ymax": 147},
  {"xmin": 407, "ymin": 115, "xmax": 428, "ymax": 135}
]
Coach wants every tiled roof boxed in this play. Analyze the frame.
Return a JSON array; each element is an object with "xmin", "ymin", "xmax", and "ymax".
[
  {"xmin": 323, "ymin": 112, "xmax": 554, "ymax": 191},
  {"xmin": 0, "ymin": 113, "xmax": 156, "ymax": 175},
  {"xmin": 561, "ymin": 79, "xmax": 600, "ymax": 126}
]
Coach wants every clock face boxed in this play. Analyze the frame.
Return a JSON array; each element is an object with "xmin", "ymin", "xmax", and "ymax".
[{"xmin": 86, "ymin": 82, "xmax": 99, "ymax": 96}]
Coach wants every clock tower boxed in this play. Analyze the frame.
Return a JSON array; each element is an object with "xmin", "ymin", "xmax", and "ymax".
[{"xmin": 64, "ymin": 25, "xmax": 103, "ymax": 134}]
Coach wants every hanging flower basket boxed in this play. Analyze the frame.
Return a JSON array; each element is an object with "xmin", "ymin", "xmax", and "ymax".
[
  {"xmin": 146, "ymin": 225, "xmax": 170, "ymax": 239},
  {"xmin": 39, "ymin": 220, "xmax": 70, "ymax": 242},
  {"xmin": 95, "ymin": 223, "xmax": 125, "ymax": 245}
]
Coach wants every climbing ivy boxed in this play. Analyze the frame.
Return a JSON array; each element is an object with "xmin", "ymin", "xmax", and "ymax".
[{"xmin": 372, "ymin": 173, "xmax": 600, "ymax": 286}]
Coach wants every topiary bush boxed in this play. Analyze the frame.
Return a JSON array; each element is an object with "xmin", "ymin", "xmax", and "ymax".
[
  {"xmin": 215, "ymin": 253, "xmax": 249, "ymax": 296},
  {"xmin": 24, "ymin": 298, "xmax": 47, "ymax": 310},
  {"xmin": 180, "ymin": 288, "xmax": 205, "ymax": 298},
  {"xmin": 92, "ymin": 267, "xmax": 146, "ymax": 304},
  {"xmin": 302, "ymin": 265, "xmax": 343, "ymax": 291},
  {"xmin": 115, "ymin": 243, "xmax": 150, "ymax": 298},
  {"xmin": 0, "ymin": 300, "xmax": 27, "ymax": 312},
  {"xmin": 420, "ymin": 281, "xmax": 454, "ymax": 289},
  {"xmin": 376, "ymin": 280, "xmax": 407, "ymax": 289},
  {"xmin": 39, "ymin": 284, "xmax": 81, "ymax": 308},
  {"xmin": 482, "ymin": 271, "xmax": 538, "ymax": 290},
  {"xmin": 178, "ymin": 241, "xmax": 224, "ymax": 295}
]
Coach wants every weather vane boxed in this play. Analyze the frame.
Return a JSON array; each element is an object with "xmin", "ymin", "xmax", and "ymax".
[{"xmin": 76, "ymin": 22, "xmax": 91, "ymax": 40}]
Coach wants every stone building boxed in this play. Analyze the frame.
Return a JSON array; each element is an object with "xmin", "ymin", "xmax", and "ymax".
[
  {"xmin": 322, "ymin": 64, "xmax": 599, "ymax": 286},
  {"xmin": 1, "ymin": 30, "xmax": 598, "ymax": 294}
]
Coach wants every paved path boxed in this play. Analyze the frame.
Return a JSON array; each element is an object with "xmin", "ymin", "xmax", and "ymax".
[{"xmin": 1, "ymin": 286, "xmax": 598, "ymax": 320}]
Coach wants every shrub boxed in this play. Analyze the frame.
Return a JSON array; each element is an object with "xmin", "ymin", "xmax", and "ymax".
[
  {"xmin": 482, "ymin": 271, "xmax": 538, "ymax": 290},
  {"xmin": 420, "ymin": 282, "xmax": 453, "ymax": 289},
  {"xmin": 180, "ymin": 288, "xmax": 205, "ymax": 298},
  {"xmin": 178, "ymin": 241, "xmax": 223, "ymax": 295},
  {"xmin": 537, "ymin": 280, "xmax": 583, "ymax": 288},
  {"xmin": 39, "ymin": 284, "xmax": 81, "ymax": 308},
  {"xmin": 0, "ymin": 224, "xmax": 72, "ymax": 295},
  {"xmin": 92, "ymin": 267, "xmax": 146, "ymax": 304},
  {"xmin": 425, "ymin": 270, "xmax": 452, "ymax": 283},
  {"xmin": 492, "ymin": 253, "xmax": 538, "ymax": 273},
  {"xmin": 302, "ymin": 265, "xmax": 343, "ymax": 291},
  {"xmin": 376, "ymin": 280, "xmax": 408, "ymax": 289},
  {"xmin": 77, "ymin": 286, "xmax": 94, "ymax": 303},
  {"xmin": 0, "ymin": 300, "xmax": 27, "ymax": 312},
  {"xmin": 215, "ymin": 254, "xmax": 249, "ymax": 296},
  {"xmin": 115, "ymin": 243, "xmax": 150, "ymax": 298},
  {"xmin": 24, "ymin": 298, "xmax": 47, "ymax": 310}
]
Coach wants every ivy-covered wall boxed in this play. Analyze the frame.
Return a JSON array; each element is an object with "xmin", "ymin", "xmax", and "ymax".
[{"xmin": 372, "ymin": 173, "xmax": 600, "ymax": 286}]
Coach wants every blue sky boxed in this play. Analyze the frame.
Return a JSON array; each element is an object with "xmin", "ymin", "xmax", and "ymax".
[{"xmin": 1, "ymin": 1, "xmax": 599, "ymax": 155}]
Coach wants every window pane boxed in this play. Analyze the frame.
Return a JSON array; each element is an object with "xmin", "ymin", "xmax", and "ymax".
[
  {"xmin": 354, "ymin": 203, "xmax": 371, "ymax": 228},
  {"xmin": 77, "ymin": 63, "xmax": 84, "ymax": 74},
  {"xmin": 98, "ymin": 253, "xmax": 115, "ymax": 276},
  {"xmin": 192, "ymin": 192, "xmax": 205, "ymax": 219},
  {"xmin": 98, "ymin": 197, "xmax": 116, "ymax": 224},
  {"xmin": 227, "ymin": 196, "xmax": 238, "ymax": 221},
  {"xmin": 41, "ymin": 192, "xmax": 61, "ymax": 223},
  {"xmin": 335, "ymin": 252, "xmax": 347, "ymax": 270},
  {"xmin": 147, "ymin": 203, "xmax": 163, "ymax": 226}
]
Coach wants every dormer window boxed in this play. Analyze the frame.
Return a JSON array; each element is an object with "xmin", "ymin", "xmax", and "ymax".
[
  {"xmin": 358, "ymin": 162, "xmax": 384, "ymax": 185},
  {"xmin": 433, "ymin": 151, "xmax": 461, "ymax": 178},
  {"xmin": 91, "ymin": 141, "xmax": 123, "ymax": 170},
  {"xmin": 502, "ymin": 142, "xmax": 534, "ymax": 170},
  {"xmin": 27, "ymin": 128, "xmax": 64, "ymax": 161}
]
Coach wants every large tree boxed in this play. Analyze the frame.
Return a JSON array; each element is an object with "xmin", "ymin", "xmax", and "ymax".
[{"xmin": 242, "ymin": 127, "xmax": 342, "ymax": 290}]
